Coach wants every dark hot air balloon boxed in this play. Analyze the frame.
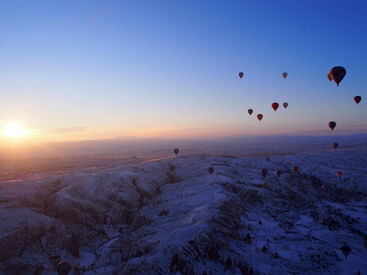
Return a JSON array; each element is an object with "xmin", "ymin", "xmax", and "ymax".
[
  {"xmin": 238, "ymin": 72, "xmax": 244, "ymax": 79},
  {"xmin": 174, "ymin": 148, "xmax": 180, "ymax": 156},
  {"xmin": 332, "ymin": 142, "xmax": 338, "ymax": 150},
  {"xmin": 354, "ymin": 96, "xmax": 362, "ymax": 104},
  {"xmin": 272, "ymin": 102, "xmax": 279, "ymax": 111},
  {"xmin": 248, "ymin": 109, "xmax": 253, "ymax": 115},
  {"xmin": 257, "ymin": 114, "xmax": 263, "ymax": 121},
  {"xmin": 57, "ymin": 262, "xmax": 71, "ymax": 275},
  {"xmin": 260, "ymin": 168, "xmax": 268, "ymax": 178},
  {"xmin": 275, "ymin": 169, "xmax": 282, "ymax": 177},
  {"xmin": 329, "ymin": 121, "xmax": 336, "ymax": 131},
  {"xmin": 329, "ymin": 66, "xmax": 346, "ymax": 86},
  {"xmin": 208, "ymin": 167, "xmax": 214, "ymax": 174},
  {"xmin": 105, "ymin": 216, "xmax": 112, "ymax": 225},
  {"xmin": 283, "ymin": 102, "xmax": 288, "ymax": 109},
  {"xmin": 292, "ymin": 166, "xmax": 299, "ymax": 172},
  {"xmin": 282, "ymin": 72, "xmax": 288, "ymax": 79},
  {"xmin": 337, "ymin": 171, "xmax": 343, "ymax": 179},
  {"xmin": 340, "ymin": 245, "xmax": 351, "ymax": 258}
]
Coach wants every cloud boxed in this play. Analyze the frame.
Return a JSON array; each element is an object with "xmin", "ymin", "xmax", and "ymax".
[{"xmin": 46, "ymin": 127, "xmax": 88, "ymax": 134}]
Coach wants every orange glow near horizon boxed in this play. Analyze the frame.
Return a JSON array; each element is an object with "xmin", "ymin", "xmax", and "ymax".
[
  {"xmin": 0, "ymin": 124, "xmax": 250, "ymax": 145},
  {"xmin": 0, "ymin": 122, "xmax": 366, "ymax": 148},
  {"xmin": 2, "ymin": 123, "xmax": 30, "ymax": 138}
]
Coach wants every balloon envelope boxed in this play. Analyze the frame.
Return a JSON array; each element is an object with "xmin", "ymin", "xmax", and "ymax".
[
  {"xmin": 329, "ymin": 66, "xmax": 346, "ymax": 86},
  {"xmin": 332, "ymin": 142, "xmax": 338, "ymax": 150},
  {"xmin": 282, "ymin": 72, "xmax": 288, "ymax": 79},
  {"xmin": 174, "ymin": 148, "xmax": 180, "ymax": 156},
  {"xmin": 248, "ymin": 109, "xmax": 253, "ymax": 115},
  {"xmin": 238, "ymin": 72, "xmax": 244, "ymax": 79},
  {"xmin": 57, "ymin": 262, "xmax": 71, "ymax": 275},
  {"xmin": 329, "ymin": 121, "xmax": 336, "ymax": 131},
  {"xmin": 208, "ymin": 167, "xmax": 214, "ymax": 174},
  {"xmin": 337, "ymin": 171, "xmax": 343, "ymax": 178},
  {"xmin": 275, "ymin": 169, "xmax": 282, "ymax": 177},
  {"xmin": 260, "ymin": 168, "xmax": 268, "ymax": 177},
  {"xmin": 272, "ymin": 102, "xmax": 279, "ymax": 111},
  {"xmin": 354, "ymin": 96, "xmax": 362, "ymax": 104},
  {"xmin": 283, "ymin": 102, "xmax": 288, "ymax": 109},
  {"xmin": 257, "ymin": 114, "xmax": 263, "ymax": 121}
]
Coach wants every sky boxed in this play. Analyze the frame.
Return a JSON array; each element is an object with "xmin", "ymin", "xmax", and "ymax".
[{"xmin": 0, "ymin": 0, "xmax": 367, "ymax": 144}]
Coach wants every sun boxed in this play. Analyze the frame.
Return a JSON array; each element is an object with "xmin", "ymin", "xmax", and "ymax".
[{"xmin": 2, "ymin": 123, "xmax": 29, "ymax": 138}]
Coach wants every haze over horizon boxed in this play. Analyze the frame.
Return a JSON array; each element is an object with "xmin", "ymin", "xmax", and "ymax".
[
  {"xmin": 1, "ymin": 133, "xmax": 366, "ymax": 160},
  {"xmin": 1, "ymin": 0, "xmax": 366, "ymax": 145}
]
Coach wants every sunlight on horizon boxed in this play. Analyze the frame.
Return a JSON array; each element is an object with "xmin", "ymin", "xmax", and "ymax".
[{"xmin": 2, "ymin": 123, "xmax": 30, "ymax": 138}]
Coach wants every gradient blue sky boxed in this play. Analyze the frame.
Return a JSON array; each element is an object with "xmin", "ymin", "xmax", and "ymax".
[{"xmin": 1, "ymin": 0, "xmax": 366, "ymax": 142}]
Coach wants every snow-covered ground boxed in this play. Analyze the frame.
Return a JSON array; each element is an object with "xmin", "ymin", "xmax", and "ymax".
[{"xmin": 1, "ymin": 145, "xmax": 367, "ymax": 274}]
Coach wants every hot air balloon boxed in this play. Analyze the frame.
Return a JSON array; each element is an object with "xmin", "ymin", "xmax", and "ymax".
[
  {"xmin": 275, "ymin": 169, "xmax": 282, "ymax": 177},
  {"xmin": 208, "ymin": 167, "xmax": 214, "ymax": 174},
  {"xmin": 327, "ymin": 73, "xmax": 332, "ymax": 82},
  {"xmin": 174, "ymin": 148, "xmax": 180, "ymax": 156},
  {"xmin": 329, "ymin": 66, "xmax": 346, "ymax": 86},
  {"xmin": 57, "ymin": 262, "xmax": 71, "ymax": 275},
  {"xmin": 337, "ymin": 171, "xmax": 343, "ymax": 179},
  {"xmin": 282, "ymin": 72, "xmax": 288, "ymax": 79},
  {"xmin": 105, "ymin": 216, "xmax": 112, "ymax": 225},
  {"xmin": 329, "ymin": 121, "xmax": 336, "ymax": 131},
  {"xmin": 248, "ymin": 109, "xmax": 253, "ymax": 115},
  {"xmin": 354, "ymin": 96, "xmax": 362, "ymax": 104},
  {"xmin": 292, "ymin": 166, "xmax": 299, "ymax": 172},
  {"xmin": 244, "ymin": 233, "xmax": 252, "ymax": 243},
  {"xmin": 272, "ymin": 102, "xmax": 279, "ymax": 111},
  {"xmin": 332, "ymin": 142, "xmax": 338, "ymax": 150},
  {"xmin": 257, "ymin": 114, "xmax": 263, "ymax": 121},
  {"xmin": 238, "ymin": 72, "xmax": 244, "ymax": 79},
  {"xmin": 260, "ymin": 168, "xmax": 268, "ymax": 178},
  {"xmin": 340, "ymin": 245, "xmax": 351, "ymax": 258},
  {"xmin": 283, "ymin": 102, "xmax": 288, "ymax": 109}
]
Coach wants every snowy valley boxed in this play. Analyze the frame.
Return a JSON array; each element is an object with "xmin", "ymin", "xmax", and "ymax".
[{"xmin": 1, "ymin": 138, "xmax": 367, "ymax": 274}]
